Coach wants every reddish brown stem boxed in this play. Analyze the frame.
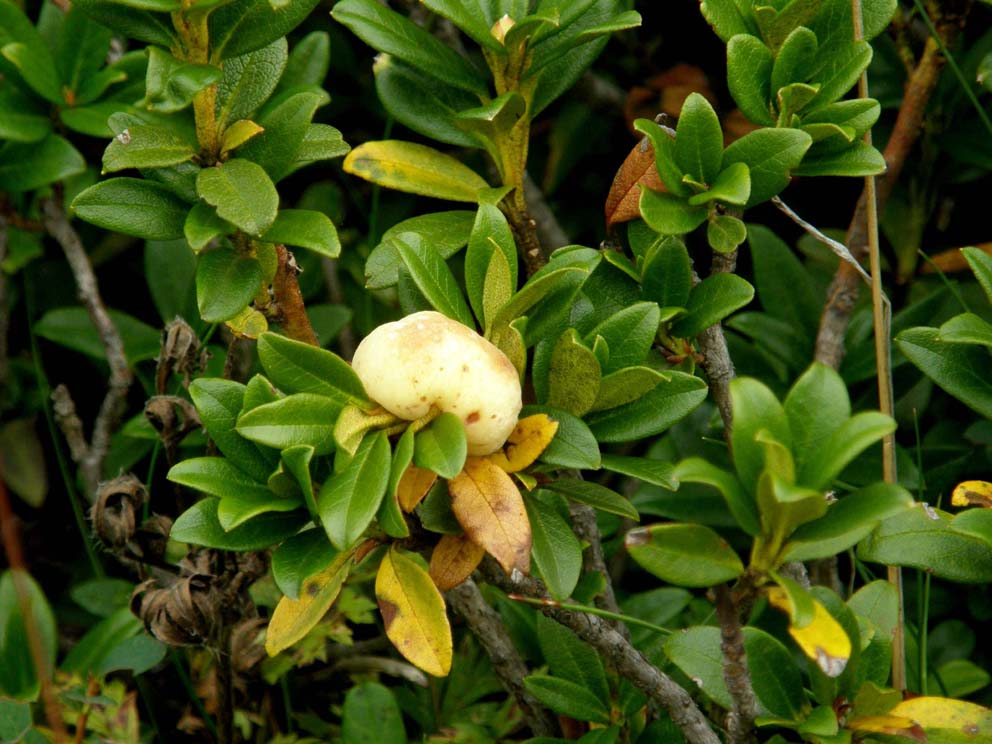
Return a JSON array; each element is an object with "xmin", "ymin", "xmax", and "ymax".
[{"xmin": 272, "ymin": 245, "xmax": 319, "ymax": 347}]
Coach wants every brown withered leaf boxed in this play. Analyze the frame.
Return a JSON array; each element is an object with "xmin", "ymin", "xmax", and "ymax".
[
  {"xmin": 846, "ymin": 715, "xmax": 926, "ymax": 742},
  {"xmin": 397, "ymin": 463, "xmax": 438, "ymax": 513},
  {"xmin": 429, "ymin": 533, "xmax": 486, "ymax": 591},
  {"xmin": 920, "ymin": 243, "xmax": 992, "ymax": 274},
  {"xmin": 605, "ymin": 138, "xmax": 666, "ymax": 230},
  {"xmin": 448, "ymin": 456, "xmax": 531, "ymax": 575}
]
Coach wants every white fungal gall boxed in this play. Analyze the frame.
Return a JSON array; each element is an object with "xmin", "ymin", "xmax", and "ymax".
[{"xmin": 352, "ymin": 311, "xmax": 522, "ymax": 456}]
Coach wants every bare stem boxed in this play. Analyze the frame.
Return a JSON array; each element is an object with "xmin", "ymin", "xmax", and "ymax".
[
  {"xmin": 447, "ymin": 579, "xmax": 559, "ymax": 737},
  {"xmin": 272, "ymin": 245, "xmax": 319, "ymax": 347},
  {"xmin": 569, "ymin": 501, "xmax": 629, "ymax": 640},
  {"xmin": 695, "ymin": 250, "xmax": 738, "ymax": 444},
  {"xmin": 41, "ymin": 198, "xmax": 133, "ymax": 498},
  {"xmin": 714, "ymin": 585, "xmax": 756, "ymax": 744},
  {"xmin": 480, "ymin": 558, "xmax": 720, "ymax": 744}
]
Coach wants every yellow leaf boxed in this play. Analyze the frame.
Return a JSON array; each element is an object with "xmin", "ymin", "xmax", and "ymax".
[
  {"xmin": 343, "ymin": 140, "xmax": 489, "ymax": 203},
  {"xmin": 225, "ymin": 305, "xmax": 268, "ymax": 339},
  {"xmin": 220, "ymin": 119, "xmax": 264, "ymax": 156},
  {"xmin": 265, "ymin": 552, "xmax": 353, "ymax": 656},
  {"xmin": 376, "ymin": 546, "xmax": 452, "ymax": 677},
  {"xmin": 449, "ymin": 456, "xmax": 531, "ymax": 575},
  {"xmin": 397, "ymin": 463, "xmax": 438, "ymax": 513},
  {"xmin": 952, "ymin": 480, "xmax": 992, "ymax": 508},
  {"xmin": 487, "ymin": 414, "xmax": 559, "ymax": 473},
  {"xmin": 429, "ymin": 533, "xmax": 486, "ymax": 591},
  {"xmin": 846, "ymin": 715, "xmax": 925, "ymax": 741},
  {"xmin": 766, "ymin": 587, "xmax": 851, "ymax": 677},
  {"xmin": 890, "ymin": 696, "xmax": 992, "ymax": 735}
]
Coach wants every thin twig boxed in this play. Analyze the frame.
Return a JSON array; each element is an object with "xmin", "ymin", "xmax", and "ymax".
[
  {"xmin": 41, "ymin": 197, "xmax": 133, "ymax": 498},
  {"xmin": 0, "ymin": 479, "xmax": 70, "ymax": 743},
  {"xmin": 569, "ymin": 501, "xmax": 629, "ymax": 640},
  {"xmin": 695, "ymin": 250, "xmax": 738, "ymax": 443},
  {"xmin": 852, "ymin": 0, "xmax": 905, "ymax": 692},
  {"xmin": 480, "ymin": 558, "xmax": 721, "ymax": 744},
  {"xmin": 214, "ymin": 638, "xmax": 234, "ymax": 744},
  {"xmin": 714, "ymin": 585, "xmax": 756, "ymax": 744},
  {"xmin": 447, "ymin": 579, "xmax": 559, "ymax": 737}
]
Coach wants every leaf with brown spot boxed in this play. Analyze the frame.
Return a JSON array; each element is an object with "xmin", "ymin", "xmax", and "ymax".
[
  {"xmin": 846, "ymin": 715, "xmax": 926, "ymax": 741},
  {"xmin": 265, "ymin": 551, "xmax": 353, "ymax": 656},
  {"xmin": 448, "ymin": 456, "xmax": 531, "ymax": 575},
  {"xmin": 429, "ymin": 533, "xmax": 486, "ymax": 590},
  {"xmin": 889, "ymin": 696, "xmax": 992, "ymax": 735},
  {"xmin": 487, "ymin": 414, "xmax": 559, "ymax": 473},
  {"xmin": 375, "ymin": 546, "xmax": 452, "ymax": 677},
  {"xmin": 604, "ymin": 138, "xmax": 666, "ymax": 230},
  {"xmin": 952, "ymin": 480, "xmax": 992, "ymax": 508},
  {"xmin": 767, "ymin": 586, "xmax": 851, "ymax": 678},
  {"xmin": 397, "ymin": 463, "xmax": 438, "ymax": 513}
]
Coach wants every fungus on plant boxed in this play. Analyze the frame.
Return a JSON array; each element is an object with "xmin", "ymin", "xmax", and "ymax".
[{"xmin": 351, "ymin": 311, "xmax": 523, "ymax": 455}]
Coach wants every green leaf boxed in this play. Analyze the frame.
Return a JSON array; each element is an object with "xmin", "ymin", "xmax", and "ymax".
[
  {"xmin": 674, "ymin": 457, "xmax": 760, "ymax": 535},
  {"xmin": 57, "ymin": 7, "xmax": 113, "ymax": 96},
  {"xmin": 344, "ymin": 140, "xmax": 489, "ymax": 203},
  {"xmin": 278, "ymin": 30, "xmax": 330, "ymax": 92},
  {"xmin": 524, "ymin": 675, "xmax": 611, "ymax": 724},
  {"xmin": 520, "ymin": 404, "xmax": 601, "ymax": 470},
  {"xmin": 380, "ymin": 428, "xmax": 413, "ymax": 539},
  {"xmin": 897, "ymin": 327, "xmax": 992, "ymax": 419},
  {"xmin": 465, "ymin": 203, "xmax": 518, "ymax": 329},
  {"xmin": 0, "ymin": 34, "xmax": 61, "ymax": 104},
  {"xmin": 0, "ymin": 699, "xmax": 30, "ymax": 741},
  {"xmin": 332, "ymin": 0, "xmax": 487, "ymax": 95},
  {"xmin": 707, "ymin": 214, "xmax": 748, "ymax": 254},
  {"xmin": 189, "ymin": 379, "xmax": 276, "ymax": 482},
  {"xmin": 184, "ymin": 202, "xmax": 232, "ymax": 252},
  {"xmin": 748, "ymin": 223, "xmax": 822, "ymax": 334},
  {"xmin": 721, "ymin": 128, "xmax": 812, "ymax": 206},
  {"xmin": 281, "ymin": 444, "xmax": 317, "ymax": 517},
  {"xmin": 526, "ymin": 493, "xmax": 582, "ymax": 600},
  {"xmin": 493, "ymin": 266, "xmax": 589, "ymax": 327},
  {"xmin": 142, "ymin": 47, "xmax": 220, "ymax": 113},
  {"xmin": 591, "ymin": 366, "xmax": 665, "ymax": 412},
  {"xmin": 727, "ymin": 34, "xmax": 774, "ymax": 125},
  {"xmin": 810, "ymin": 40, "xmax": 872, "ymax": 108},
  {"xmin": 858, "ymin": 505, "xmax": 992, "ymax": 583},
  {"xmin": 374, "ymin": 56, "xmax": 482, "ymax": 149},
  {"xmin": 257, "ymin": 332, "xmax": 368, "ymax": 408},
  {"xmin": 665, "ymin": 626, "xmax": 806, "ymax": 719},
  {"xmin": 171, "ymin": 498, "xmax": 306, "ymax": 551},
  {"xmin": 97, "ymin": 634, "xmax": 166, "ymax": 676},
  {"xmin": 237, "ymin": 91, "xmax": 325, "ymax": 183},
  {"xmin": 417, "ymin": 0, "xmax": 503, "ymax": 51},
  {"xmin": 627, "ymin": 522, "xmax": 743, "ymax": 587},
  {"xmin": 0, "ymin": 135, "xmax": 85, "ymax": 193},
  {"xmin": 584, "ymin": 302, "xmax": 660, "ymax": 373},
  {"xmin": 962, "ymin": 246, "xmax": 992, "ymax": 304},
  {"xmin": 732, "ymin": 377, "xmax": 791, "ymax": 487},
  {"xmin": 236, "ymin": 393, "xmax": 342, "ymax": 455},
  {"xmin": 639, "ymin": 189, "xmax": 708, "ymax": 235},
  {"xmin": 102, "ymin": 125, "xmax": 195, "ymax": 173},
  {"xmin": 783, "ymin": 482, "xmax": 914, "ymax": 561},
  {"xmin": 196, "ymin": 159, "xmax": 278, "ymax": 236},
  {"xmin": 641, "ymin": 236, "xmax": 692, "ymax": 308},
  {"xmin": 0, "ymin": 85, "xmax": 50, "ymax": 143},
  {"xmin": 61, "ymin": 607, "xmax": 141, "ymax": 675},
  {"xmin": 342, "ymin": 682, "xmax": 407, "ymax": 744},
  {"xmin": 699, "ymin": 0, "xmax": 753, "ymax": 42},
  {"xmin": 799, "ymin": 412, "xmax": 895, "ymax": 490},
  {"xmin": 634, "ymin": 118, "xmax": 690, "ymax": 196},
  {"xmin": 674, "ymin": 92, "xmax": 723, "ymax": 184},
  {"xmin": 689, "ymin": 162, "xmax": 751, "ymax": 206},
  {"xmin": 672, "ymin": 273, "xmax": 754, "ymax": 338},
  {"xmin": 772, "ymin": 26, "xmax": 818, "ymax": 95},
  {"xmin": 536, "ymin": 612, "xmax": 610, "ymax": 702},
  {"xmin": 0, "ymin": 570, "xmax": 56, "ymax": 700},
  {"xmin": 261, "ymin": 209, "xmax": 340, "ymax": 258},
  {"xmin": 215, "ymin": 38, "xmax": 287, "ymax": 130},
  {"xmin": 783, "ymin": 363, "xmax": 849, "ymax": 477},
  {"xmin": 72, "ymin": 177, "xmax": 188, "ymax": 240},
  {"xmin": 367, "ymin": 211, "xmax": 475, "ymax": 290},
  {"xmin": 394, "ymin": 233, "xmax": 475, "ymax": 327},
  {"xmin": 939, "ymin": 312, "xmax": 992, "ymax": 347},
  {"xmin": 195, "ymin": 244, "xmax": 262, "ymax": 323},
  {"xmin": 794, "ymin": 140, "xmax": 885, "ymax": 177},
  {"xmin": 414, "ymin": 413, "xmax": 467, "ymax": 479},
  {"xmin": 34, "ymin": 307, "xmax": 160, "ymax": 364},
  {"xmin": 547, "ymin": 329, "xmax": 601, "ymax": 416},
  {"xmin": 209, "ymin": 0, "xmax": 319, "ymax": 61},
  {"xmin": 586, "ymin": 371, "xmax": 708, "ymax": 442},
  {"xmin": 271, "ymin": 528, "xmax": 338, "ymax": 600},
  {"xmin": 318, "ymin": 431, "xmax": 391, "ymax": 550},
  {"xmin": 600, "ymin": 454, "xmax": 678, "ymax": 490},
  {"xmin": 72, "ymin": 0, "xmax": 176, "ymax": 48},
  {"xmin": 543, "ymin": 479, "xmax": 639, "ymax": 521}
]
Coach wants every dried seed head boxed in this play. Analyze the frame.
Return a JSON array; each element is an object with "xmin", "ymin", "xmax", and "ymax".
[{"xmin": 91, "ymin": 474, "xmax": 147, "ymax": 551}]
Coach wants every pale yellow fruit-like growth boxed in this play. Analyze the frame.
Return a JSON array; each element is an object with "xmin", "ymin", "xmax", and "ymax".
[{"xmin": 352, "ymin": 311, "xmax": 522, "ymax": 456}]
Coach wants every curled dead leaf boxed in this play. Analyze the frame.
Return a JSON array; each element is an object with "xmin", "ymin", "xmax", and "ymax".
[
  {"xmin": 429, "ymin": 533, "xmax": 486, "ymax": 591},
  {"xmin": 604, "ymin": 138, "xmax": 667, "ymax": 230}
]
